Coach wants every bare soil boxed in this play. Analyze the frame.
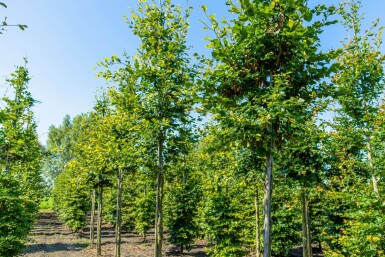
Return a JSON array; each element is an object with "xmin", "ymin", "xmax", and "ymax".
[
  {"xmin": 23, "ymin": 211, "xmax": 323, "ymax": 257},
  {"xmin": 22, "ymin": 211, "xmax": 207, "ymax": 257}
]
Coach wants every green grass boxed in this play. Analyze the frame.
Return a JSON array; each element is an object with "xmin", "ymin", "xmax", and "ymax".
[{"xmin": 39, "ymin": 196, "xmax": 54, "ymax": 211}]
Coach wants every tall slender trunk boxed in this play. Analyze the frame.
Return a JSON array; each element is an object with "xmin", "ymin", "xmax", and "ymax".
[
  {"xmin": 263, "ymin": 123, "xmax": 275, "ymax": 257},
  {"xmin": 255, "ymin": 188, "xmax": 261, "ymax": 257},
  {"xmin": 155, "ymin": 137, "xmax": 164, "ymax": 257},
  {"xmin": 143, "ymin": 184, "xmax": 147, "ymax": 240},
  {"xmin": 301, "ymin": 188, "xmax": 312, "ymax": 257},
  {"xmin": 89, "ymin": 189, "xmax": 96, "ymax": 249},
  {"xmin": 115, "ymin": 168, "xmax": 123, "ymax": 257},
  {"xmin": 367, "ymin": 136, "xmax": 379, "ymax": 198},
  {"xmin": 97, "ymin": 185, "xmax": 103, "ymax": 256}
]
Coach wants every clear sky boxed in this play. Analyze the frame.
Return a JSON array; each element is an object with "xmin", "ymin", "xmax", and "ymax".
[{"xmin": 1, "ymin": 0, "xmax": 384, "ymax": 144}]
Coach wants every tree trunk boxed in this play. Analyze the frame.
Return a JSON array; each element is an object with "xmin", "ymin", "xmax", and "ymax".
[
  {"xmin": 97, "ymin": 185, "xmax": 103, "ymax": 256},
  {"xmin": 367, "ymin": 136, "xmax": 380, "ymax": 198},
  {"xmin": 255, "ymin": 188, "xmax": 261, "ymax": 257},
  {"xmin": 301, "ymin": 188, "xmax": 312, "ymax": 257},
  {"xmin": 89, "ymin": 189, "xmax": 96, "ymax": 249},
  {"xmin": 154, "ymin": 137, "xmax": 164, "ymax": 257},
  {"xmin": 115, "ymin": 168, "xmax": 123, "ymax": 257},
  {"xmin": 263, "ymin": 123, "xmax": 274, "ymax": 257}
]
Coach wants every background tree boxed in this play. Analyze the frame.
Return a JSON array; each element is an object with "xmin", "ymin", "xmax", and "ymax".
[
  {"xmin": 333, "ymin": 0, "xmax": 385, "ymax": 198},
  {"xmin": 164, "ymin": 129, "xmax": 201, "ymax": 254},
  {"xmin": 196, "ymin": 126, "xmax": 254, "ymax": 257},
  {"xmin": 318, "ymin": 1, "xmax": 385, "ymax": 255}
]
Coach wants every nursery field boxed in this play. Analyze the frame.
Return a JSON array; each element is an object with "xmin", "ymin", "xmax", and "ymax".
[{"xmin": 3, "ymin": 0, "xmax": 385, "ymax": 256}]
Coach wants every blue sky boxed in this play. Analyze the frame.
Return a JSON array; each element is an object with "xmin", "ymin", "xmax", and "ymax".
[{"xmin": 1, "ymin": 0, "xmax": 384, "ymax": 144}]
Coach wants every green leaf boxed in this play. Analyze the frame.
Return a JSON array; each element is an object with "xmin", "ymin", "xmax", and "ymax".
[
  {"xmin": 303, "ymin": 11, "xmax": 313, "ymax": 22},
  {"xmin": 201, "ymin": 5, "xmax": 207, "ymax": 13},
  {"xmin": 288, "ymin": 19, "xmax": 294, "ymax": 28},
  {"xmin": 0, "ymin": 2, "xmax": 7, "ymax": 8}
]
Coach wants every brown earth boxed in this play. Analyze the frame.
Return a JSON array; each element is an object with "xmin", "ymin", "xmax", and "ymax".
[
  {"xmin": 22, "ymin": 211, "xmax": 323, "ymax": 257},
  {"xmin": 22, "ymin": 211, "xmax": 207, "ymax": 257}
]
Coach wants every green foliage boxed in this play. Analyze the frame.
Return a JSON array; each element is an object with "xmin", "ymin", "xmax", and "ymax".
[
  {"xmin": 39, "ymin": 196, "xmax": 54, "ymax": 211},
  {"xmin": 130, "ymin": 182, "xmax": 155, "ymax": 238},
  {"xmin": 196, "ymin": 129, "xmax": 254, "ymax": 256},
  {"xmin": 318, "ymin": 1, "xmax": 385, "ymax": 255},
  {"xmin": 26, "ymin": 1, "xmax": 385, "ymax": 257},
  {"xmin": 53, "ymin": 160, "xmax": 89, "ymax": 232},
  {"xmin": 0, "ymin": 1, "xmax": 28, "ymax": 34},
  {"xmin": 0, "ymin": 65, "xmax": 42, "ymax": 256},
  {"xmin": 0, "ymin": 173, "xmax": 39, "ymax": 256},
  {"xmin": 201, "ymin": 187, "xmax": 246, "ymax": 257},
  {"xmin": 165, "ymin": 181, "xmax": 200, "ymax": 252},
  {"xmin": 43, "ymin": 114, "xmax": 81, "ymax": 188},
  {"xmin": 48, "ymin": 114, "xmax": 92, "ymax": 231},
  {"xmin": 201, "ymin": 1, "xmax": 338, "ymax": 254},
  {"xmin": 271, "ymin": 182, "xmax": 302, "ymax": 256}
]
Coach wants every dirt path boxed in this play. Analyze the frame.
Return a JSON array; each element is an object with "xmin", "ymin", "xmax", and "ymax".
[{"xmin": 23, "ymin": 212, "xmax": 207, "ymax": 257}]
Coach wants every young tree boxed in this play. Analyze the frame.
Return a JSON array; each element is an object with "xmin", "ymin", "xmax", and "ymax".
[
  {"xmin": 0, "ymin": 64, "xmax": 42, "ymax": 256},
  {"xmin": 201, "ymin": 1, "xmax": 336, "ymax": 256},
  {"xmin": 334, "ymin": 0, "xmax": 385, "ymax": 198},
  {"xmin": 98, "ymin": 1, "xmax": 197, "ymax": 255},
  {"xmin": 195, "ymin": 126, "xmax": 255, "ymax": 257},
  {"xmin": 164, "ymin": 132, "xmax": 201, "ymax": 254}
]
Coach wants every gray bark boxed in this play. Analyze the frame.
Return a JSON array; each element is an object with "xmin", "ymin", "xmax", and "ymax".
[
  {"xmin": 255, "ymin": 188, "xmax": 261, "ymax": 257},
  {"xmin": 89, "ymin": 189, "xmax": 96, "ymax": 249},
  {"xmin": 301, "ymin": 188, "xmax": 312, "ymax": 257},
  {"xmin": 263, "ymin": 123, "xmax": 274, "ymax": 257},
  {"xmin": 115, "ymin": 168, "xmax": 123, "ymax": 257},
  {"xmin": 154, "ymin": 138, "xmax": 164, "ymax": 257},
  {"xmin": 97, "ymin": 186, "xmax": 103, "ymax": 256},
  {"xmin": 367, "ymin": 136, "xmax": 380, "ymax": 198}
]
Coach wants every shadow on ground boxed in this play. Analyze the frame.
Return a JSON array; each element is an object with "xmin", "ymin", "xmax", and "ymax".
[{"xmin": 24, "ymin": 243, "xmax": 88, "ymax": 254}]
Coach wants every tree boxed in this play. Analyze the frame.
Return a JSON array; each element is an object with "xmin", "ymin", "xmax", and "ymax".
[
  {"xmin": 333, "ymin": 0, "xmax": 385, "ymax": 198},
  {"xmin": 195, "ymin": 126, "xmax": 254, "ymax": 257},
  {"xmin": 98, "ymin": 1, "xmax": 197, "ymax": 255},
  {"xmin": 43, "ymin": 115, "xmax": 80, "ymax": 189},
  {"xmin": 201, "ymin": 1, "xmax": 336, "ymax": 256},
  {"xmin": 85, "ymin": 97, "xmax": 114, "ymax": 257},
  {"xmin": 320, "ymin": 2, "xmax": 385, "ymax": 254},
  {"xmin": 49, "ymin": 114, "xmax": 92, "ymax": 232},
  {"xmin": 164, "ymin": 133, "xmax": 201, "ymax": 254},
  {"xmin": 0, "ymin": 64, "xmax": 42, "ymax": 256}
]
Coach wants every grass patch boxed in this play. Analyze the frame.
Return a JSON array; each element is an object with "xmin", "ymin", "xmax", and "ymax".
[{"xmin": 39, "ymin": 196, "xmax": 54, "ymax": 211}]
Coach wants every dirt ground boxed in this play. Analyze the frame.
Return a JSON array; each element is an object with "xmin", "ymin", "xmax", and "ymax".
[
  {"xmin": 23, "ymin": 211, "xmax": 323, "ymax": 257},
  {"xmin": 22, "ymin": 211, "xmax": 207, "ymax": 257}
]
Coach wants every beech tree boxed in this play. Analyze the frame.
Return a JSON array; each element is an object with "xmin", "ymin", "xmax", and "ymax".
[
  {"xmin": 322, "ymin": 1, "xmax": 385, "ymax": 254},
  {"xmin": 333, "ymin": 0, "xmax": 385, "ymax": 198},
  {"xmin": 164, "ymin": 129, "xmax": 201, "ymax": 254},
  {"xmin": 0, "ymin": 65, "xmax": 42, "ymax": 256},
  {"xmin": 98, "ymin": 1, "xmax": 197, "ymax": 255},
  {"xmin": 201, "ymin": 1, "xmax": 336, "ymax": 256}
]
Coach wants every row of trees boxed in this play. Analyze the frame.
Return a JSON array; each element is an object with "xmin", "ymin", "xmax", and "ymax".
[{"xmin": 46, "ymin": 1, "xmax": 385, "ymax": 257}]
